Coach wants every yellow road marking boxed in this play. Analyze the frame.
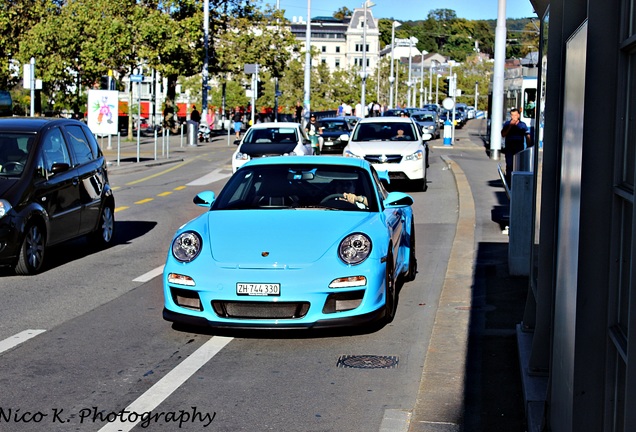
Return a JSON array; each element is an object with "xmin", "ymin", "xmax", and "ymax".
[
  {"xmin": 135, "ymin": 198, "xmax": 154, "ymax": 205},
  {"xmin": 124, "ymin": 158, "xmax": 196, "ymax": 186},
  {"xmin": 115, "ymin": 206, "xmax": 129, "ymax": 213},
  {"xmin": 174, "ymin": 186, "xmax": 187, "ymax": 191},
  {"xmin": 157, "ymin": 191, "xmax": 172, "ymax": 197}
]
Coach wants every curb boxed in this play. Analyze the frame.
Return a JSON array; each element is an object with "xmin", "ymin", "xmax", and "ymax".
[{"xmin": 408, "ymin": 155, "xmax": 477, "ymax": 431}]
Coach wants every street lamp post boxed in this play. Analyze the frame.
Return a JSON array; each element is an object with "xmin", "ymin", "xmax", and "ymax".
[
  {"xmin": 202, "ymin": 0, "xmax": 209, "ymax": 115},
  {"xmin": 407, "ymin": 37, "xmax": 413, "ymax": 107},
  {"xmin": 388, "ymin": 21, "xmax": 400, "ymax": 109},
  {"xmin": 429, "ymin": 59, "xmax": 438, "ymax": 104},
  {"xmin": 360, "ymin": 1, "xmax": 375, "ymax": 117},
  {"xmin": 436, "ymin": 73, "xmax": 441, "ymax": 105},
  {"xmin": 302, "ymin": 0, "xmax": 311, "ymax": 127}
]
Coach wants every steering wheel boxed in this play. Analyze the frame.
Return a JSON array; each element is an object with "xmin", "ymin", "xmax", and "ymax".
[
  {"xmin": 320, "ymin": 193, "xmax": 345, "ymax": 204},
  {"xmin": 1, "ymin": 161, "xmax": 24, "ymax": 173}
]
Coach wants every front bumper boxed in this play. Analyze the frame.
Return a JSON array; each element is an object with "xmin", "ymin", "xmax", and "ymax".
[{"xmin": 162, "ymin": 257, "xmax": 388, "ymax": 330}]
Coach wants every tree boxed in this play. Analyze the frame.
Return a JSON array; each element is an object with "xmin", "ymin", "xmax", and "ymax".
[{"xmin": 333, "ymin": 7, "xmax": 352, "ymax": 20}]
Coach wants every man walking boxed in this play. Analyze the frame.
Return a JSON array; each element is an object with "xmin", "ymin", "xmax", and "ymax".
[{"xmin": 501, "ymin": 107, "xmax": 531, "ymax": 187}]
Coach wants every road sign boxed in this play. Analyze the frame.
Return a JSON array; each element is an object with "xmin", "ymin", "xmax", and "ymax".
[{"xmin": 130, "ymin": 74, "xmax": 144, "ymax": 82}]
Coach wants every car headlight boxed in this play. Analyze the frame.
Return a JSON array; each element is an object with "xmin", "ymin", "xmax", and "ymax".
[
  {"xmin": 234, "ymin": 152, "xmax": 250, "ymax": 161},
  {"xmin": 426, "ymin": 126, "xmax": 434, "ymax": 131},
  {"xmin": 343, "ymin": 150, "xmax": 362, "ymax": 159},
  {"xmin": 172, "ymin": 231, "xmax": 203, "ymax": 262},
  {"xmin": 405, "ymin": 149, "xmax": 424, "ymax": 161},
  {"xmin": 338, "ymin": 233, "xmax": 372, "ymax": 265},
  {"xmin": 0, "ymin": 200, "xmax": 12, "ymax": 219}
]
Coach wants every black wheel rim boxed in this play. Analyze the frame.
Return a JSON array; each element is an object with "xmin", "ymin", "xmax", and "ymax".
[{"xmin": 26, "ymin": 225, "xmax": 44, "ymax": 270}]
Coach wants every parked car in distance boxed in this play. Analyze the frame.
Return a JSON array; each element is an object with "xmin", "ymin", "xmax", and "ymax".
[
  {"xmin": 0, "ymin": 117, "xmax": 115, "ymax": 275},
  {"xmin": 316, "ymin": 117, "xmax": 353, "ymax": 153},
  {"xmin": 342, "ymin": 116, "xmax": 431, "ymax": 191},
  {"xmin": 409, "ymin": 110, "xmax": 440, "ymax": 139},
  {"xmin": 163, "ymin": 156, "xmax": 417, "ymax": 330},
  {"xmin": 232, "ymin": 122, "xmax": 314, "ymax": 172}
]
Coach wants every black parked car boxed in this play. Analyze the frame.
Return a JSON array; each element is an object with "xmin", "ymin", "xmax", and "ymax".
[
  {"xmin": 0, "ymin": 117, "xmax": 115, "ymax": 275},
  {"xmin": 317, "ymin": 117, "xmax": 353, "ymax": 153}
]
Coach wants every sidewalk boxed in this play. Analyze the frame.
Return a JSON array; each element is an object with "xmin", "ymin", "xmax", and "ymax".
[{"xmin": 409, "ymin": 120, "xmax": 529, "ymax": 432}]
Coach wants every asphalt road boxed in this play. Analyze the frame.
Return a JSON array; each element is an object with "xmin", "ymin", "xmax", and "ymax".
[{"xmin": 0, "ymin": 132, "xmax": 461, "ymax": 431}]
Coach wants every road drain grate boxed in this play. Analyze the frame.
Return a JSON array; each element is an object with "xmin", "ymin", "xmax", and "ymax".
[{"xmin": 336, "ymin": 355, "xmax": 399, "ymax": 369}]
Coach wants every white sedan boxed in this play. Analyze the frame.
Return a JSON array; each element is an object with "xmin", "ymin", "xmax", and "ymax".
[
  {"xmin": 232, "ymin": 122, "xmax": 314, "ymax": 172},
  {"xmin": 342, "ymin": 117, "xmax": 431, "ymax": 191}
]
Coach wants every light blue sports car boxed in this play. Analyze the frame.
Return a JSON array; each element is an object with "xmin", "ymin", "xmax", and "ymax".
[{"xmin": 162, "ymin": 156, "xmax": 417, "ymax": 331}]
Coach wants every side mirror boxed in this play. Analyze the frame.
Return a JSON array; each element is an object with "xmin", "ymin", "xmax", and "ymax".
[
  {"xmin": 339, "ymin": 134, "xmax": 350, "ymax": 142},
  {"xmin": 50, "ymin": 162, "xmax": 70, "ymax": 174},
  {"xmin": 193, "ymin": 190, "xmax": 216, "ymax": 208},
  {"xmin": 383, "ymin": 191, "xmax": 413, "ymax": 208},
  {"xmin": 233, "ymin": 139, "xmax": 241, "ymax": 146},
  {"xmin": 421, "ymin": 133, "xmax": 432, "ymax": 142}
]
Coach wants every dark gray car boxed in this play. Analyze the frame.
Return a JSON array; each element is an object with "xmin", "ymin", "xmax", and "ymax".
[{"xmin": 0, "ymin": 117, "xmax": 115, "ymax": 275}]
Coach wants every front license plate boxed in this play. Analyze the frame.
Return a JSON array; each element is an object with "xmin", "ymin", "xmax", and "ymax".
[{"xmin": 236, "ymin": 283, "xmax": 281, "ymax": 296}]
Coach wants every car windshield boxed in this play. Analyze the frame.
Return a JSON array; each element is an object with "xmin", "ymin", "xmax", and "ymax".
[
  {"xmin": 212, "ymin": 164, "xmax": 378, "ymax": 212},
  {"xmin": 351, "ymin": 122, "xmax": 418, "ymax": 142},
  {"xmin": 0, "ymin": 133, "xmax": 34, "ymax": 176},
  {"xmin": 242, "ymin": 127, "xmax": 298, "ymax": 145},
  {"xmin": 317, "ymin": 120, "xmax": 348, "ymax": 132}
]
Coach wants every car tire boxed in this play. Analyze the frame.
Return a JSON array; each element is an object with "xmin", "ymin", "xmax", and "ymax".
[
  {"xmin": 15, "ymin": 223, "xmax": 46, "ymax": 275},
  {"xmin": 383, "ymin": 256, "xmax": 397, "ymax": 324},
  {"xmin": 405, "ymin": 219, "xmax": 417, "ymax": 282},
  {"xmin": 89, "ymin": 204, "xmax": 115, "ymax": 247}
]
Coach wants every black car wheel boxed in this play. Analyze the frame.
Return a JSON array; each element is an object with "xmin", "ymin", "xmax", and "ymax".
[
  {"xmin": 405, "ymin": 219, "xmax": 417, "ymax": 282},
  {"xmin": 15, "ymin": 223, "xmax": 45, "ymax": 275},
  {"xmin": 383, "ymin": 256, "xmax": 397, "ymax": 324},
  {"xmin": 89, "ymin": 204, "xmax": 115, "ymax": 247}
]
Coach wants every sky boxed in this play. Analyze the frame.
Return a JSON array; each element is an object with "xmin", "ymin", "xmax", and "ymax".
[{"xmin": 272, "ymin": 0, "xmax": 537, "ymax": 22}]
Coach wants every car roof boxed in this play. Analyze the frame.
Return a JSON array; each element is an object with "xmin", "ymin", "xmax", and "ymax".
[
  {"xmin": 0, "ymin": 116, "xmax": 81, "ymax": 133},
  {"xmin": 317, "ymin": 117, "xmax": 347, "ymax": 121},
  {"xmin": 357, "ymin": 116, "xmax": 416, "ymax": 124},
  {"xmin": 243, "ymin": 155, "xmax": 371, "ymax": 170},
  {"xmin": 248, "ymin": 122, "xmax": 300, "ymax": 129}
]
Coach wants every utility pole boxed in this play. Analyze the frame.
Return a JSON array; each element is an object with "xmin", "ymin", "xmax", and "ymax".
[{"xmin": 303, "ymin": 0, "xmax": 311, "ymax": 127}]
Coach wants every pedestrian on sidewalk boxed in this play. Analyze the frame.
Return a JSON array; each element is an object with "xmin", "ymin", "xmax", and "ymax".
[
  {"xmin": 190, "ymin": 105, "xmax": 201, "ymax": 124},
  {"xmin": 501, "ymin": 107, "xmax": 531, "ymax": 187},
  {"xmin": 232, "ymin": 108, "xmax": 243, "ymax": 139}
]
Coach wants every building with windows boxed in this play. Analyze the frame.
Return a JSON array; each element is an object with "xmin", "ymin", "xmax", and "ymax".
[
  {"xmin": 509, "ymin": 0, "xmax": 636, "ymax": 430},
  {"xmin": 289, "ymin": 7, "xmax": 379, "ymax": 72}
]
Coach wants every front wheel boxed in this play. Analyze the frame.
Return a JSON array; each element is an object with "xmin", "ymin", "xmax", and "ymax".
[
  {"xmin": 15, "ymin": 223, "xmax": 46, "ymax": 275},
  {"xmin": 383, "ymin": 257, "xmax": 397, "ymax": 324},
  {"xmin": 405, "ymin": 219, "xmax": 417, "ymax": 282}
]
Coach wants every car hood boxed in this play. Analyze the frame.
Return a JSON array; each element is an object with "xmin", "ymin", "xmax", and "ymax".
[
  {"xmin": 200, "ymin": 210, "xmax": 378, "ymax": 267},
  {"xmin": 346, "ymin": 140, "xmax": 421, "ymax": 155},
  {"xmin": 239, "ymin": 142, "xmax": 299, "ymax": 157}
]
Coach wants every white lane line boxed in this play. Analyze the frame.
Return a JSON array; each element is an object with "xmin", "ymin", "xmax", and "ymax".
[
  {"xmin": 187, "ymin": 168, "xmax": 231, "ymax": 186},
  {"xmin": 133, "ymin": 265, "xmax": 164, "ymax": 283},
  {"xmin": 98, "ymin": 336, "xmax": 233, "ymax": 432},
  {"xmin": 0, "ymin": 329, "xmax": 46, "ymax": 354}
]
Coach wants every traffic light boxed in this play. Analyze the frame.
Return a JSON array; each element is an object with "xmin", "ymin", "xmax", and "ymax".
[
  {"xmin": 442, "ymin": 77, "xmax": 450, "ymax": 97},
  {"xmin": 256, "ymin": 80, "xmax": 265, "ymax": 100},
  {"xmin": 99, "ymin": 76, "xmax": 109, "ymax": 90}
]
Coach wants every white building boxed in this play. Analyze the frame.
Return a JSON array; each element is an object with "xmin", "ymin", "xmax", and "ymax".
[{"xmin": 289, "ymin": 7, "xmax": 379, "ymax": 72}]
